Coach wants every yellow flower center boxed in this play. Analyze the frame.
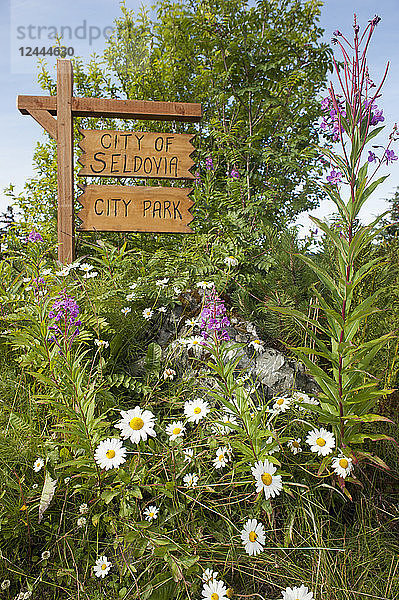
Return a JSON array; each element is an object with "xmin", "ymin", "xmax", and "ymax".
[
  {"xmin": 106, "ymin": 449, "xmax": 116, "ymax": 459},
  {"xmin": 292, "ymin": 441, "xmax": 300, "ymax": 448},
  {"xmin": 101, "ymin": 563, "xmax": 107, "ymax": 570},
  {"xmin": 316, "ymin": 437, "xmax": 326, "ymax": 447},
  {"xmin": 211, "ymin": 594, "xmax": 219, "ymax": 600},
  {"xmin": 226, "ymin": 589, "xmax": 234, "ymax": 599},
  {"xmin": 261, "ymin": 472, "xmax": 273, "ymax": 486},
  {"xmin": 218, "ymin": 454, "xmax": 224, "ymax": 461},
  {"xmin": 172, "ymin": 427, "xmax": 181, "ymax": 435},
  {"xmin": 149, "ymin": 512, "xmax": 154, "ymax": 518},
  {"xmin": 249, "ymin": 531, "xmax": 257, "ymax": 542},
  {"xmin": 194, "ymin": 407, "xmax": 201, "ymax": 414},
  {"xmin": 339, "ymin": 458, "xmax": 349, "ymax": 469},
  {"xmin": 254, "ymin": 339, "xmax": 260, "ymax": 344},
  {"xmin": 130, "ymin": 417, "xmax": 144, "ymax": 430},
  {"xmin": 276, "ymin": 398, "xmax": 284, "ymax": 406}
]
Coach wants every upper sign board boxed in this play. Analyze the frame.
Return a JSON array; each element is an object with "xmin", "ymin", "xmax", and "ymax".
[{"xmin": 78, "ymin": 130, "xmax": 195, "ymax": 179}]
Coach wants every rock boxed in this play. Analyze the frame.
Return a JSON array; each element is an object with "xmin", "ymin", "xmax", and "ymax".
[{"xmin": 154, "ymin": 293, "xmax": 319, "ymax": 399}]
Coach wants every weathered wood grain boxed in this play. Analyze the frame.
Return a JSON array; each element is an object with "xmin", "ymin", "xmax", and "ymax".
[
  {"xmin": 78, "ymin": 129, "xmax": 195, "ymax": 179},
  {"xmin": 17, "ymin": 95, "xmax": 202, "ymax": 122},
  {"xmin": 56, "ymin": 59, "xmax": 74, "ymax": 264},
  {"xmin": 77, "ymin": 185, "xmax": 194, "ymax": 233}
]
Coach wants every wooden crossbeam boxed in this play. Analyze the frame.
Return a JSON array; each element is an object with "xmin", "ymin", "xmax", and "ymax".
[{"xmin": 17, "ymin": 95, "xmax": 202, "ymax": 122}]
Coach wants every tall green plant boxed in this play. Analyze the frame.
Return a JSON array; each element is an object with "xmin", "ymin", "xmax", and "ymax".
[{"xmin": 270, "ymin": 16, "xmax": 397, "ymax": 473}]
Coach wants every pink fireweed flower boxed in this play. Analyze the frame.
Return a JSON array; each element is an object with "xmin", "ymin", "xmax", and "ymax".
[
  {"xmin": 385, "ymin": 149, "xmax": 398, "ymax": 164},
  {"xmin": 200, "ymin": 289, "xmax": 230, "ymax": 342},
  {"xmin": 326, "ymin": 169, "xmax": 343, "ymax": 185},
  {"xmin": 27, "ymin": 230, "xmax": 43, "ymax": 243}
]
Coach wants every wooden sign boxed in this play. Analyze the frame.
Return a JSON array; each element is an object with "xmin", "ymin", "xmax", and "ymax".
[
  {"xmin": 17, "ymin": 60, "xmax": 201, "ymax": 264},
  {"xmin": 77, "ymin": 185, "xmax": 193, "ymax": 233},
  {"xmin": 78, "ymin": 130, "xmax": 195, "ymax": 179}
]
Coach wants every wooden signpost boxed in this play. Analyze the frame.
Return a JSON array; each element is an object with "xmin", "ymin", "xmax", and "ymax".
[{"xmin": 17, "ymin": 59, "xmax": 201, "ymax": 264}]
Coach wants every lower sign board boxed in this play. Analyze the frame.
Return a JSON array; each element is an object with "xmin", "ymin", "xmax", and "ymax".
[{"xmin": 77, "ymin": 185, "xmax": 194, "ymax": 233}]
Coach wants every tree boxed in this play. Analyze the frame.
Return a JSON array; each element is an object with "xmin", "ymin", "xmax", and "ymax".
[{"xmin": 11, "ymin": 0, "xmax": 332, "ymax": 234}]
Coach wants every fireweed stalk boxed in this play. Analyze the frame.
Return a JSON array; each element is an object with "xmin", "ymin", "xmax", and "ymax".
[{"xmin": 270, "ymin": 15, "xmax": 397, "ymax": 477}]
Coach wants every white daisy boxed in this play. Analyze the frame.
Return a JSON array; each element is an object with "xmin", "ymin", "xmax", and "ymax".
[
  {"xmin": 129, "ymin": 283, "xmax": 138, "ymax": 290},
  {"xmin": 121, "ymin": 307, "xmax": 131, "ymax": 316},
  {"xmin": 183, "ymin": 473, "xmax": 199, "ymax": 488},
  {"xmin": 272, "ymin": 396, "xmax": 291, "ymax": 413},
  {"xmin": 196, "ymin": 281, "xmax": 214, "ymax": 290},
  {"xmin": 202, "ymin": 579, "xmax": 228, "ymax": 600},
  {"xmin": 224, "ymin": 256, "xmax": 238, "ymax": 267},
  {"xmin": 158, "ymin": 306, "xmax": 167, "ymax": 313},
  {"xmin": 94, "ymin": 438, "xmax": 127, "ymax": 470},
  {"xmin": 144, "ymin": 505, "xmax": 159, "ymax": 521},
  {"xmin": 156, "ymin": 278, "xmax": 169, "ymax": 288},
  {"xmin": 287, "ymin": 438, "xmax": 302, "ymax": 454},
  {"xmin": 41, "ymin": 550, "xmax": 50, "ymax": 560},
  {"xmin": 240, "ymin": 518, "xmax": 265, "ymax": 556},
  {"xmin": 212, "ymin": 413, "xmax": 238, "ymax": 435},
  {"xmin": 83, "ymin": 271, "xmax": 98, "ymax": 279},
  {"xmin": 213, "ymin": 446, "xmax": 230, "ymax": 469},
  {"xmin": 186, "ymin": 336, "xmax": 204, "ymax": 353},
  {"xmin": 293, "ymin": 391, "xmax": 319, "ymax": 410},
  {"xmin": 251, "ymin": 460, "xmax": 283, "ymax": 499},
  {"xmin": 281, "ymin": 584, "xmax": 314, "ymax": 600},
  {"xmin": 115, "ymin": 407, "xmax": 156, "ymax": 444},
  {"xmin": 166, "ymin": 421, "xmax": 186, "ymax": 441},
  {"xmin": 142, "ymin": 308, "xmax": 154, "ymax": 319},
  {"xmin": 306, "ymin": 427, "xmax": 335, "ymax": 456},
  {"xmin": 249, "ymin": 339, "xmax": 264, "ymax": 352},
  {"xmin": 94, "ymin": 339, "xmax": 109, "ymax": 349},
  {"xmin": 163, "ymin": 368, "xmax": 176, "ymax": 380},
  {"xmin": 93, "ymin": 555, "xmax": 112, "ymax": 578},
  {"xmin": 126, "ymin": 292, "xmax": 136, "ymax": 301},
  {"xmin": 332, "ymin": 454, "xmax": 353, "ymax": 478},
  {"xmin": 174, "ymin": 287, "xmax": 182, "ymax": 295},
  {"xmin": 183, "ymin": 448, "xmax": 194, "ymax": 462},
  {"xmin": 202, "ymin": 568, "xmax": 218, "ymax": 584},
  {"xmin": 77, "ymin": 516, "xmax": 87, "ymax": 528},
  {"xmin": 79, "ymin": 263, "xmax": 94, "ymax": 273},
  {"xmin": 185, "ymin": 317, "xmax": 198, "ymax": 327},
  {"xmin": 184, "ymin": 398, "xmax": 210, "ymax": 424},
  {"xmin": 79, "ymin": 503, "xmax": 88, "ymax": 514},
  {"xmin": 41, "ymin": 269, "xmax": 52, "ymax": 276},
  {"xmin": 33, "ymin": 457, "xmax": 44, "ymax": 472}
]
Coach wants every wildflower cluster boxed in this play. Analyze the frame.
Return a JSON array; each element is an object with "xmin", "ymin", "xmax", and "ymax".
[
  {"xmin": 48, "ymin": 291, "xmax": 81, "ymax": 348},
  {"xmin": 200, "ymin": 289, "xmax": 230, "ymax": 342}
]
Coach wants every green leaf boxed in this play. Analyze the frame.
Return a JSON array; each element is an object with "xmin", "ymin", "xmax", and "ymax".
[
  {"xmin": 101, "ymin": 489, "xmax": 121, "ymax": 504},
  {"xmin": 346, "ymin": 433, "xmax": 397, "ymax": 444},
  {"xmin": 144, "ymin": 342, "xmax": 162, "ymax": 376}
]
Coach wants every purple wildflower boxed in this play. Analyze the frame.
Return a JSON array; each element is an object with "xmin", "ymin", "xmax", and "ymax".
[
  {"xmin": 229, "ymin": 168, "xmax": 240, "ymax": 179},
  {"xmin": 194, "ymin": 171, "xmax": 202, "ymax": 186},
  {"xmin": 27, "ymin": 230, "xmax": 43, "ymax": 243},
  {"xmin": 370, "ymin": 109, "xmax": 384, "ymax": 126},
  {"xmin": 321, "ymin": 97, "xmax": 330, "ymax": 110},
  {"xmin": 326, "ymin": 169, "xmax": 343, "ymax": 185},
  {"xmin": 200, "ymin": 289, "xmax": 230, "ymax": 342},
  {"xmin": 205, "ymin": 157, "xmax": 214, "ymax": 171},
  {"xmin": 385, "ymin": 149, "xmax": 398, "ymax": 164},
  {"xmin": 368, "ymin": 151, "xmax": 377, "ymax": 163},
  {"xmin": 48, "ymin": 291, "xmax": 81, "ymax": 349}
]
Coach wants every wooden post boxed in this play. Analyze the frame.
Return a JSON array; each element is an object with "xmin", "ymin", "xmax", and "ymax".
[{"xmin": 56, "ymin": 60, "xmax": 74, "ymax": 264}]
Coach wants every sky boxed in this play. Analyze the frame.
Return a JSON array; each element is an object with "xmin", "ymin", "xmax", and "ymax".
[{"xmin": 1, "ymin": 0, "xmax": 399, "ymax": 231}]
